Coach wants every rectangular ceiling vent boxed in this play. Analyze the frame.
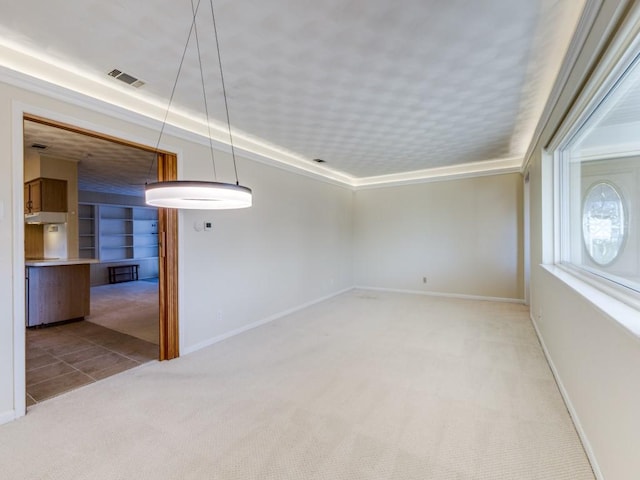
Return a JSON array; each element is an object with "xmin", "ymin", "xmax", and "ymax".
[{"xmin": 108, "ymin": 69, "xmax": 145, "ymax": 88}]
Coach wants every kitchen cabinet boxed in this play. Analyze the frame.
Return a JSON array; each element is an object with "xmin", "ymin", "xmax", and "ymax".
[
  {"xmin": 24, "ymin": 177, "xmax": 67, "ymax": 214},
  {"xmin": 25, "ymin": 262, "xmax": 91, "ymax": 327}
]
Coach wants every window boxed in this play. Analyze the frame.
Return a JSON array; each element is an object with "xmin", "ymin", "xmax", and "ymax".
[
  {"xmin": 582, "ymin": 182, "xmax": 627, "ymax": 266},
  {"xmin": 555, "ymin": 52, "xmax": 640, "ymax": 299}
]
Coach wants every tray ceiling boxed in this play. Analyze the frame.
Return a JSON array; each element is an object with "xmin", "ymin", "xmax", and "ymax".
[{"xmin": 5, "ymin": 0, "xmax": 585, "ymax": 186}]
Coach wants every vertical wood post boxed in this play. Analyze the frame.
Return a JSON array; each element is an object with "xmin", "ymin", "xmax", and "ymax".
[{"xmin": 157, "ymin": 153, "xmax": 179, "ymax": 360}]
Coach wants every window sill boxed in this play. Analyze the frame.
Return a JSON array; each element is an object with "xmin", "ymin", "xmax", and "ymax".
[{"xmin": 541, "ymin": 264, "xmax": 640, "ymax": 339}]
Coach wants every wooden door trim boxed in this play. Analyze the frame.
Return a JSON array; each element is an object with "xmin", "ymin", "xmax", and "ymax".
[
  {"xmin": 24, "ymin": 114, "xmax": 174, "ymax": 154},
  {"xmin": 23, "ymin": 115, "xmax": 180, "ymax": 360},
  {"xmin": 157, "ymin": 153, "xmax": 179, "ymax": 360}
]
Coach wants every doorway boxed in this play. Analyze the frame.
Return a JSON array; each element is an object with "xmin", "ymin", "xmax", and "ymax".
[{"xmin": 22, "ymin": 114, "xmax": 179, "ymax": 405}]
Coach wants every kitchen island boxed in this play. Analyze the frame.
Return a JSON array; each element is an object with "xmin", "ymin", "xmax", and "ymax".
[{"xmin": 25, "ymin": 258, "xmax": 98, "ymax": 327}]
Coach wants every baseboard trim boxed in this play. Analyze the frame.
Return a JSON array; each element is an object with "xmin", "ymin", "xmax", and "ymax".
[
  {"xmin": 0, "ymin": 409, "xmax": 17, "ymax": 426},
  {"xmin": 355, "ymin": 285, "xmax": 525, "ymax": 304},
  {"xmin": 529, "ymin": 313, "xmax": 604, "ymax": 480},
  {"xmin": 182, "ymin": 287, "xmax": 353, "ymax": 356}
]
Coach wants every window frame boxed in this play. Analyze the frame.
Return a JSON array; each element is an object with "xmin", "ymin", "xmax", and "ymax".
[
  {"xmin": 545, "ymin": 7, "xmax": 640, "ymax": 327},
  {"xmin": 553, "ymin": 115, "xmax": 640, "ymax": 312}
]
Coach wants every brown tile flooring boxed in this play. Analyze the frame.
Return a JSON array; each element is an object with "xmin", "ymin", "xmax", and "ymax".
[{"xmin": 26, "ymin": 320, "xmax": 157, "ymax": 406}]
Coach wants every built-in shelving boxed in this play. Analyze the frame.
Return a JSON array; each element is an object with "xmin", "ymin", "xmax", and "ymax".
[
  {"xmin": 133, "ymin": 207, "xmax": 159, "ymax": 260},
  {"xmin": 78, "ymin": 203, "xmax": 159, "ymax": 283},
  {"xmin": 78, "ymin": 204, "xmax": 97, "ymax": 259},
  {"xmin": 98, "ymin": 205, "xmax": 134, "ymax": 262}
]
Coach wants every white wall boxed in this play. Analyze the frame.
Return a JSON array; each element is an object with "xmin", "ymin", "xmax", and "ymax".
[
  {"xmin": 525, "ymin": 1, "xmax": 640, "ymax": 478},
  {"xmin": 354, "ymin": 173, "xmax": 523, "ymax": 300},
  {"xmin": 180, "ymin": 154, "xmax": 354, "ymax": 350},
  {"xmin": 528, "ymin": 145, "xmax": 640, "ymax": 480},
  {"xmin": 0, "ymin": 78, "xmax": 354, "ymax": 422},
  {"xmin": 0, "ymin": 86, "xmax": 16, "ymax": 424},
  {"xmin": 533, "ymin": 267, "xmax": 640, "ymax": 479}
]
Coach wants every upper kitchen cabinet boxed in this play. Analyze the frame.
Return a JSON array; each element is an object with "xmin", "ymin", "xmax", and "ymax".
[{"xmin": 24, "ymin": 177, "xmax": 68, "ymax": 214}]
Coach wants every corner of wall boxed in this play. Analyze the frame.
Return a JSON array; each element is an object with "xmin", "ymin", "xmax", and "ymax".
[{"xmin": 528, "ymin": 309, "xmax": 604, "ymax": 480}]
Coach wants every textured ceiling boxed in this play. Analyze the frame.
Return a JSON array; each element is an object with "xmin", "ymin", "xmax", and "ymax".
[
  {"xmin": 24, "ymin": 121, "xmax": 156, "ymax": 198},
  {"xmin": 4, "ymin": 0, "xmax": 584, "ymax": 182}
]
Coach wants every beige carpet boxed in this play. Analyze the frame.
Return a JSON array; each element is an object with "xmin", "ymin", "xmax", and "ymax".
[
  {"xmin": 87, "ymin": 280, "xmax": 159, "ymax": 345},
  {"xmin": 1, "ymin": 290, "xmax": 593, "ymax": 479}
]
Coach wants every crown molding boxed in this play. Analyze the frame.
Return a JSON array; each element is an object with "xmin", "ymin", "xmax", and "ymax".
[
  {"xmin": 353, "ymin": 157, "xmax": 522, "ymax": 190},
  {"xmin": 1, "ymin": 41, "xmax": 524, "ymax": 190},
  {"xmin": 0, "ymin": 41, "xmax": 355, "ymax": 184}
]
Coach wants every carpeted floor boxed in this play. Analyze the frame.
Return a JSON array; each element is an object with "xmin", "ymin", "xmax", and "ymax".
[
  {"xmin": 87, "ymin": 280, "xmax": 159, "ymax": 344},
  {"xmin": 1, "ymin": 290, "xmax": 593, "ymax": 479}
]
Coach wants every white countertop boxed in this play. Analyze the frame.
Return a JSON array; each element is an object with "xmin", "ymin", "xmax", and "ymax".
[{"xmin": 25, "ymin": 258, "xmax": 99, "ymax": 267}]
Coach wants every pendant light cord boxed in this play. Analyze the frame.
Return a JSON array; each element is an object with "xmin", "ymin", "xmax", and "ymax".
[
  {"xmin": 209, "ymin": 0, "xmax": 240, "ymax": 186},
  {"xmin": 192, "ymin": 0, "xmax": 218, "ymax": 181},
  {"xmin": 147, "ymin": 0, "xmax": 202, "ymax": 182},
  {"xmin": 148, "ymin": 0, "xmax": 242, "ymax": 187}
]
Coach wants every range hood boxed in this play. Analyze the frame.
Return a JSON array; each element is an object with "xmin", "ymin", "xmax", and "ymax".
[{"xmin": 25, "ymin": 212, "xmax": 68, "ymax": 224}]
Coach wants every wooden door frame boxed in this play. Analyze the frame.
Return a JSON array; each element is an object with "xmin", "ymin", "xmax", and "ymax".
[
  {"xmin": 23, "ymin": 114, "xmax": 179, "ymax": 360},
  {"xmin": 156, "ymin": 153, "xmax": 179, "ymax": 359}
]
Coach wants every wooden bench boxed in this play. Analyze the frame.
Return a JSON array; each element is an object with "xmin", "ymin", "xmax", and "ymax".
[{"xmin": 108, "ymin": 264, "xmax": 139, "ymax": 284}]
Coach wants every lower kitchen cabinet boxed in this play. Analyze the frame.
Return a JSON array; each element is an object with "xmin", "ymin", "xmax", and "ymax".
[{"xmin": 26, "ymin": 263, "xmax": 90, "ymax": 327}]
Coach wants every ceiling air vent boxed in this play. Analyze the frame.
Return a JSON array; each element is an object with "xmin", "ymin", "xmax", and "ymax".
[{"xmin": 107, "ymin": 69, "xmax": 145, "ymax": 88}]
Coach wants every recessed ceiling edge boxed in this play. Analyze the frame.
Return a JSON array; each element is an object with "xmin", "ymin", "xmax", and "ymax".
[{"xmin": 0, "ymin": 44, "xmax": 524, "ymax": 190}]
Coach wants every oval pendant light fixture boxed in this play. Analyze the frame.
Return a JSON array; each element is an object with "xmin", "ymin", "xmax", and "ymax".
[{"xmin": 145, "ymin": 0, "xmax": 252, "ymax": 210}]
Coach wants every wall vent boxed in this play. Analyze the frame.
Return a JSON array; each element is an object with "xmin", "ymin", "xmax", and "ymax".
[{"xmin": 108, "ymin": 69, "xmax": 145, "ymax": 88}]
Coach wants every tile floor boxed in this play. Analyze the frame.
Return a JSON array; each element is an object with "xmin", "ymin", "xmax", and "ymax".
[{"xmin": 26, "ymin": 320, "xmax": 158, "ymax": 406}]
